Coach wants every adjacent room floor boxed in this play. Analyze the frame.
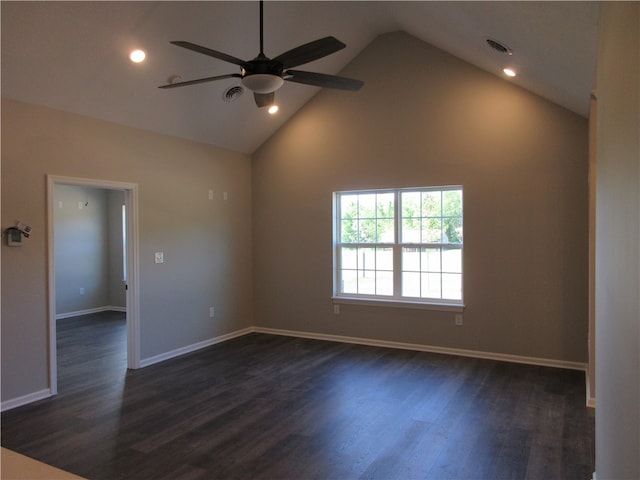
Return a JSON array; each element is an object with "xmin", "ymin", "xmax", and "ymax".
[{"xmin": 1, "ymin": 312, "xmax": 595, "ymax": 479}]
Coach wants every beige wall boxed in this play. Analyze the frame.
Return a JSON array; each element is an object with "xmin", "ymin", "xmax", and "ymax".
[
  {"xmin": 594, "ymin": 2, "xmax": 640, "ymax": 478},
  {"xmin": 252, "ymin": 32, "xmax": 589, "ymax": 363},
  {"xmin": 1, "ymin": 98, "xmax": 253, "ymax": 402}
]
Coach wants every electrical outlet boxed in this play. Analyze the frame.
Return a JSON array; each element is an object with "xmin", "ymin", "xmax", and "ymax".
[
  {"xmin": 455, "ymin": 314, "xmax": 463, "ymax": 326},
  {"xmin": 333, "ymin": 304, "xmax": 341, "ymax": 315},
  {"xmin": 79, "ymin": 287, "xmax": 85, "ymax": 295},
  {"xmin": 208, "ymin": 189, "xmax": 214, "ymax": 200},
  {"xmin": 209, "ymin": 307, "xmax": 215, "ymax": 318},
  {"xmin": 154, "ymin": 252, "xmax": 164, "ymax": 264}
]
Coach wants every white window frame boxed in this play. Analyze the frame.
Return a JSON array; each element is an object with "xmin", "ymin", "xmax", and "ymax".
[{"xmin": 332, "ymin": 186, "xmax": 464, "ymax": 312}]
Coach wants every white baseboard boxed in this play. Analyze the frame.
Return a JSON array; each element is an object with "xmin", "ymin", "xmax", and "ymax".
[
  {"xmin": 253, "ymin": 327, "xmax": 588, "ymax": 372},
  {"xmin": 56, "ymin": 305, "xmax": 126, "ymax": 320},
  {"xmin": 139, "ymin": 327, "xmax": 254, "ymax": 368},
  {"xmin": 106, "ymin": 305, "xmax": 127, "ymax": 312},
  {"xmin": 585, "ymin": 371, "xmax": 596, "ymax": 408},
  {"xmin": 3, "ymin": 325, "xmax": 589, "ymax": 411},
  {"xmin": 1, "ymin": 389, "xmax": 53, "ymax": 412}
]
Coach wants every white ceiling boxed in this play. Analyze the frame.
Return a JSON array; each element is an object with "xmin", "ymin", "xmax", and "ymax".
[{"xmin": 1, "ymin": 1, "xmax": 600, "ymax": 155}]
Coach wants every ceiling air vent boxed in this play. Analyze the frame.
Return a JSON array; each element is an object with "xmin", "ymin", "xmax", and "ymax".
[
  {"xmin": 223, "ymin": 85, "xmax": 245, "ymax": 102},
  {"xmin": 485, "ymin": 38, "xmax": 513, "ymax": 55}
]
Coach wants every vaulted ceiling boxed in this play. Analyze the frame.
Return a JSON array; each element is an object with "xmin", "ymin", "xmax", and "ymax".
[{"xmin": 1, "ymin": 1, "xmax": 599, "ymax": 154}]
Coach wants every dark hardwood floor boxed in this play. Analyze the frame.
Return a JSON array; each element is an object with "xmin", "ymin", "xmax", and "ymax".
[{"xmin": 2, "ymin": 312, "xmax": 595, "ymax": 480}]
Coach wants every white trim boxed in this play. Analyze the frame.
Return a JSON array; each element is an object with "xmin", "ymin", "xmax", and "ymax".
[
  {"xmin": 1, "ymin": 389, "xmax": 53, "ymax": 412},
  {"xmin": 139, "ymin": 327, "xmax": 254, "ymax": 368},
  {"xmin": 56, "ymin": 306, "xmax": 126, "ymax": 320},
  {"xmin": 124, "ymin": 186, "xmax": 141, "ymax": 369},
  {"xmin": 333, "ymin": 296, "xmax": 464, "ymax": 312},
  {"xmin": 585, "ymin": 370, "xmax": 596, "ymax": 408},
  {"xmin": 252, "ymin": 327, "xmax": 588, "ymax": 371}
]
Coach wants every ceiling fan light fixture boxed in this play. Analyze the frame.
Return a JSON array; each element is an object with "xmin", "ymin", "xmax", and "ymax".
[{"xmin": 241, "ymin": 74, "xmax": 284, "ymax": 94}]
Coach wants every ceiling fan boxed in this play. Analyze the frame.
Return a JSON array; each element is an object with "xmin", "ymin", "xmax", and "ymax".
[{"xmin": 158, "ymin": 0, "xmax": 364, "ymax": 108}]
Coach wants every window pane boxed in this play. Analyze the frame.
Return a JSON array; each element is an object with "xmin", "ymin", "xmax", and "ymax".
[
  {"xmin": 443, "ymin": 190, "xmax": 462, "ymax": 217},
  {"xmin": 341, "ymin": 269, "xmax": 358, "ymax": 294},
  {"xmin": 377, "ymin": 193, "xmax": 394, "ymax": 219},
  {"xmin": 341, "ymin": 247, "xmax": 357, "ymax": 269},
  {"xmin": 341, "ymin": 195, "xmax": 359, "ymax": 219},
  {"xmin": 376, "ymin": 218, "xmax": 394, "ymax": 243},
  {"xmin": 341, "ymin": 219, "xmax": 358, "ymax": 243},
  {"xmin": 376, "ymin": 271, "xmax": 393, "ymax": 295},
  {"xmin": 402, "ymin": 247, "xmax": 420, "ymax": 271},
  {"xmin": 422, "ymin": 218, "xmax": 442, "ymax": 243},
  {"xmin": 442, "ymin": 248, "xmax": 461, "ymax": 273},
  {"xmin": 401, "ymin": 192, "xmax": 420, "ymax": 217},
  {"xmin": 443, "ymin": 217, "xmax": 462, "ymax": 244},
  {"xmin": 422, "ymin": 272, "xmax": 441, "ymax": 298},
  {"xmin": 422, "ymin": 191, "xmax": 441, "ymax": 217},
  {"xmin": 376, "ymin": 248, "xmax": 393, "ymax": 270},
  {"xmin": 402, "ymin": 218, "xmax": 420, "ymax": 243},
  {"xmin": 360, "ymin": 248, "xmax": 376, "ymax": 270},
  {"xmin": 402, "ymin": 272, "xmax": 420, "ymax": 297},
  {"xmin": 358, "ymin": 269, "xmax": 376, "ymax": 294},
  {"xmin": 359, "ymin": 194, "xmax": 376, "ymax": 219},
  {"xmin": 359, "ymin": 218, "xmax": 377, "ymax": 243},
  {"xmin": 421, "ymin": 248, "xmax": 441, "ymax": 272},
  {"xmin": 442, "ymin": 273, "xmax": 462, "ymax": 300}
]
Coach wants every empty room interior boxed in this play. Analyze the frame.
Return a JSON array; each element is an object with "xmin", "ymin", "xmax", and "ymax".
[{"xmin": 1, "ymin": 2, "xmax": 638, "ymax": 480}]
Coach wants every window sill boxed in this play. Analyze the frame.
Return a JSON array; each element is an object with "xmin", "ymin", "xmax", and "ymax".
[{"xmin": 332, "ymin": 296, "xmax": 465, "ymax": 313}]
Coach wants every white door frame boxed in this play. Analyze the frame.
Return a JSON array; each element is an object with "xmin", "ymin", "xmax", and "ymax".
[{"xmin": 47, "ymin": 175, "xmax": 141, "ymax": 395}]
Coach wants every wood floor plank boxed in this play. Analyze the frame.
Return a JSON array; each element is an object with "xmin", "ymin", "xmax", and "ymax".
[{"xmin": 1, "ymin": 312, "xmax": 595, "ymax": 479}]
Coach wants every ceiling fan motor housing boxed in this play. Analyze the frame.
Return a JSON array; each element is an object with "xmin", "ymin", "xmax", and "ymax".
[
  {"xmin": 159, "ymin": 1, "xmax": 363, "ymax": 106},
  {"xmin": 241, "ymin": 56, "xmax": 286, "ymax": 93}
]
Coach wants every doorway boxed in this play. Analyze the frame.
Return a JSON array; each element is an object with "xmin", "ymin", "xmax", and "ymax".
[{"xmin": 47, "ymin": 175, "xmax": 140, "ymax": 395}]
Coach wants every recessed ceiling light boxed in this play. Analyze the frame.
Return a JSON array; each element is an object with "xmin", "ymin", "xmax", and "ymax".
[
  {"xmin": 268, "ymin": 105, "xmax": 279, "ymax": 114},
  {"xmin": 503, "ymin": 68, "xmax": 517, "ymax": 77},
  {"xmin": 129, "ymin": 49, "xmax": 146, "ymax": 63}
]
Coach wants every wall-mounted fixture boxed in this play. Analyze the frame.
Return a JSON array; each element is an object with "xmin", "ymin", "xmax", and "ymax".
[{"xmin": 3, "ymin": 221, "xmax": 32, "ymax": 247}]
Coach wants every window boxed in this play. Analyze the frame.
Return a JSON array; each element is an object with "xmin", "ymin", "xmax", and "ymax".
[{"xmin": 333, "ymin": 186, "xmax": 463, "ymax": 309}]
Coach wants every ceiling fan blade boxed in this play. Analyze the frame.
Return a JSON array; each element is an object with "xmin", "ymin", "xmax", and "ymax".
[
  {"xmin": 170, "ymin": 41, "xmax": 247, "ymax": 67},
  {"xmin": 274, "ymin": 36, "xmax": 346, "ymax": 69},
  {"xmin": 254, "ymin": 92, "xmax": 275, "ymax": 108},
  {"xmin": 158, "ymin": 73, "xmax": 242, "ymax": 89},
  {"xmin": 285, "ymin": 70, "xmax": 364, "ymax": 91}
]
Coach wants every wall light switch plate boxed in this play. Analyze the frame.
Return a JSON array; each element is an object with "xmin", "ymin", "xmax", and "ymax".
[{"xmin": 154, "ymin": 252, "xmax": 164, "ymax": 264}]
